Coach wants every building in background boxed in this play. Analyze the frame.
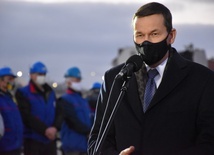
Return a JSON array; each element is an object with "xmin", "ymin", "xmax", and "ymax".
[
  {"xmin": 179, "ymin": 44, "xmax": 208, "ymax": 67},
  {"xmin": 112, "ymin": 47, "xmax": 137, "ymax": 66},
  {"xmin": 208, "ymin": 58, "xmax": 214, "ymax": 71}
]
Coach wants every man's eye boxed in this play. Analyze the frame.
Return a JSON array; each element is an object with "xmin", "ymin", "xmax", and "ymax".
[
  {"xmin": 151, "ymin": 33, "xmax": 158, "ymax": 36},
  {"xmin": 135, "ymin": 34, "xmax": 142, "ymax": 38}
]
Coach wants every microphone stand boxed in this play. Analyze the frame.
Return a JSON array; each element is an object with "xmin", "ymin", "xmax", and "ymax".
[{"xmin": 93, "ymin": 75, "xmax": 132, "ymax": 155}]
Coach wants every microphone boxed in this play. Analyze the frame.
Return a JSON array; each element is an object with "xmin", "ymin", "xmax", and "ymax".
[{"xmin": 115, "ymin": 55, "xmax": 143, "ymax": 80}]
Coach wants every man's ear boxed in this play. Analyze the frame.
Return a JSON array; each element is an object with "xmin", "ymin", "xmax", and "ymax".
[{"xmin": 168, "ymin": 28, "xmax": 177, "ymax": 44}]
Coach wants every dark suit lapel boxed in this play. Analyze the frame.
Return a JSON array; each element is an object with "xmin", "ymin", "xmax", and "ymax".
[
  {"xmin": 147, "ymin": 49, "xmax": 190, "ymax": 112},
  {"xmin": 126, "ymin": 75, "xmax": 144, "ymax": 124}
]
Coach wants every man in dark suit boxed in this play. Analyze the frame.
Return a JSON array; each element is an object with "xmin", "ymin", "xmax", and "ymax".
[{"xmin": 88, "ymin": 2, "xmax": 214, "ymax": 155}]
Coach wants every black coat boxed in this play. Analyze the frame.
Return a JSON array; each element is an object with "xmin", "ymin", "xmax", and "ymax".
[{"xmin": 88, "ymin": 48, "xmax": 214, "ymax": 155}]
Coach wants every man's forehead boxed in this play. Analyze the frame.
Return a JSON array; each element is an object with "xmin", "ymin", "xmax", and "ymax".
[
  {"xmin": 133, "ymin": 15, "xmax": 166, "ymax": 32},
  {"xmin": 133, "ymin": 14, "xmax": 164, "ymax": 25}
]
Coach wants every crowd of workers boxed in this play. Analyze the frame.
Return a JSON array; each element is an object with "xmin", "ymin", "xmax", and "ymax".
[{"xmin": 0, "ymin": 61, "xmax": 101, "ymax": 155}]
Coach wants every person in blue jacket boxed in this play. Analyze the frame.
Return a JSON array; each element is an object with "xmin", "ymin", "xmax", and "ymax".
[
  {"xmin": 0, "ymin": 67, "xmax": 23, "ymax": 155},
  {"xmin": 86, "ymin": 82, "xmax": 101, "ymax": 124},
  {"xmin": 58, "ymin": 67, "xmax": 92, "ymax": 155},
  {"xmin": 15, "ymin": 61, "xmax": 63, "ymax": 155},
  {"xmin": 0, "ymin": 112, "xmax": 4, "ymax": 139}
]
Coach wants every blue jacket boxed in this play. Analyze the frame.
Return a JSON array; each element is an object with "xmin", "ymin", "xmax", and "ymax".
[
  {"xmin": 60, "ymin": 89, "xmax": 92, "ymax": 152},
  {"xmin": 16, "ymin": 82, "xmax": 56, "ymax": 143},
  {"xmin": 0, "ymin": 90, "xmax": 23, "ymax": 152}
]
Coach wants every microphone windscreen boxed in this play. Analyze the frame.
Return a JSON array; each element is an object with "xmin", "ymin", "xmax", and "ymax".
[{"xmin": 126, "ymin": 55, "xmax": 143, "ymax": 72}]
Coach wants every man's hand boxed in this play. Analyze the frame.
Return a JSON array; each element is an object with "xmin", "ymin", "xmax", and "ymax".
[
  {"xmin": 119, "ymin": 146, "xmax": 135, "ymax": 155},
  {"xmin": 45, "ymin": 127, "xmax": 57, "ymax": 140}
]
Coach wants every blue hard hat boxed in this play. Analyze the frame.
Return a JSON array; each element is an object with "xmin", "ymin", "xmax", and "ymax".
[
  {"xmin": 92, "ymin": 82, "xmax": 101, "ymax": 89},
  {"xmin": 0, "ymin": 67, "xmax": 16, "ymax": 77},
  {"xmin": 30, "ymin": 61, "xmax": 47, "ymax": 74},
  {"xmin": 64, "ymin": 67, "xmax": 81, "ymax": 79}
]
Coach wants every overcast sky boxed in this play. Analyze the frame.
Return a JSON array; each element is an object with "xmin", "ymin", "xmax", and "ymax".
[{"xmin": 0, "ymin": 0, "xmax": 214, "ymax": 88}]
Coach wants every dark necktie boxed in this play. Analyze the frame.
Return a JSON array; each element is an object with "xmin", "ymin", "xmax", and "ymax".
[{"xmin": 143, "ymin": 69, "xmax": 159, "ymax": 112}]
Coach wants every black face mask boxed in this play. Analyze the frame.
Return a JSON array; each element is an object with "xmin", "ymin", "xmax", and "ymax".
[{"xmin": 134, "ymin": 35, "xmax": 170, "ymax": 65}]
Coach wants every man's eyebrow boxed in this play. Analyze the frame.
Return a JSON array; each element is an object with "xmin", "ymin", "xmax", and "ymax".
[
  {"xmin": 150, "ymin": 29, "xmax": 159, "ymax": 33},
  {"xmin": 134, "ymin": 31, "xmax": 142, "ymax": 34},
  {"xmin": 134, "ymin": 29, "xmax": 159, "ymax": 34}
]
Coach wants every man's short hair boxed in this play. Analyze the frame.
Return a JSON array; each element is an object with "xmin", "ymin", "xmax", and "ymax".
[{"xmin": 133, "ymin": 2, "xmax": 172, "ymax": 32}]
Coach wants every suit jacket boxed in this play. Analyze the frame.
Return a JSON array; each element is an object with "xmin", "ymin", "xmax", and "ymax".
[{"xmin": 88, "ymin": 48, "xmax": 214, "ymax": 155}]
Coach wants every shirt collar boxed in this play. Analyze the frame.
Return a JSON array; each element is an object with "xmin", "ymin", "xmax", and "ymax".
[{"xmin": 146, "ymin": 57, "xmax": 168, "ymax": 78}]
